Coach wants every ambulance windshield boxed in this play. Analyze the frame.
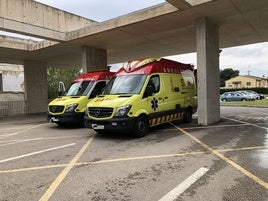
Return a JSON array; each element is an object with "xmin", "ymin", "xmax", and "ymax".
[
  {"xmin": 103, "ymin": 74, "xmax": 146, "ymax": 95},
  {"xmin": 66, "ymin": 81, "xmax": 95, "ymax": 96}
]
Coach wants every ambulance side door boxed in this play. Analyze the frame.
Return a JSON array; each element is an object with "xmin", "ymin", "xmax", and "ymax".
[{"xmin": 144, "ymin": 74, "xmax": 165, "ymax": 114}]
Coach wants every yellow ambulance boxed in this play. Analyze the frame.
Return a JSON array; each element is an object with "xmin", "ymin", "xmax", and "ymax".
[
  {"xmin": 84, "ymin": 58, "xmax": 197, "ymax": 137},
  {"xmin": 47, "ymin": 71, "xmax": 115, "ymax": 127}
]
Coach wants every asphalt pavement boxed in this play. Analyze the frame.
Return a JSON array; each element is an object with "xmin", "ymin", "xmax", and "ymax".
[{"xmin": 0, "ymin": 106, "xmax": 268, "ymax": 201}]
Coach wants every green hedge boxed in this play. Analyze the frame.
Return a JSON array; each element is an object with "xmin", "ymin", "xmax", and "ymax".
[{"xmin": 220, "ymin": 87, "xmax": 268, "ymax": 95}]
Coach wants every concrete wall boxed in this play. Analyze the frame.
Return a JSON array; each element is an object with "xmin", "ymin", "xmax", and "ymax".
[
  {"xmin": 0, "ymin": 93, "xmax": 24, "ymax": 116},
  {"xmin": 0, "ymin": 92, "xmax": 24, "ymax": 101}
]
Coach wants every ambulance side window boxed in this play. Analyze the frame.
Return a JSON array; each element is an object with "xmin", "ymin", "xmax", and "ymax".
[
  {"xmin": 143, "ymin": 75, "xmax": 160, "ymax": 98},
  {"xmin": 150, "ymin": 75, "xmax": 160, "ymax": 93}
]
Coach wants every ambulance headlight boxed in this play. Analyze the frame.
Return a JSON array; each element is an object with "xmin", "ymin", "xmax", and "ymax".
[
  {"xmin": 115, "ymin": 105, "xmax": 131, "ymax": 117},
  {"xmin": 65, "ymin": 103, "xmax": 78, "ymax": 112}
]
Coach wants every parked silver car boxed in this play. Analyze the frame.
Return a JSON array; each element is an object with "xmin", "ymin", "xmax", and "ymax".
[
  {"xmin": 237, "ymin": 90, "xmax": 257, "ymax": 100},
  {"xmin": 220, "ymin": 91, "xmax": 251, "ymax": 101},
  {"xmin": 239, "ymin": 90, "xmax": 264, "ymax": 100}
]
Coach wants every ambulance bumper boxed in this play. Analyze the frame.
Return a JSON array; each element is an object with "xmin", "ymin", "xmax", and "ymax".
[
  {"xmin": 47, "ymin": 112, "xmax": 84, "ymax": 124},
  {"xmin": 84, "ymin": 116, "xmax": 136, "ymax": 132}
]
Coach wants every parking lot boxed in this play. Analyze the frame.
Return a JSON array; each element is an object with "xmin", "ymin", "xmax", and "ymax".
[{"xmin": 0, "ymin": 106, "xmax": 268, "ymax": 201}]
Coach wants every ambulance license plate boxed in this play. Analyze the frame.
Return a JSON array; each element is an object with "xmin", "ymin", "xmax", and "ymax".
[{"xmin": 92, "ymin": 124, "xmax": 104, "ymax": 129}]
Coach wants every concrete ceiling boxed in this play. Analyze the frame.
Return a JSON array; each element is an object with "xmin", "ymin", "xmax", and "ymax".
[{"xmin": 0, "ymin": 0, "xmax": 268, "ymax": 68}]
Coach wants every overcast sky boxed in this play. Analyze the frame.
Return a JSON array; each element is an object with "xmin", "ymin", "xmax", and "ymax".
[{"xmin": 9, "ymin": 0, "xmax": 268, "ymax": 77}]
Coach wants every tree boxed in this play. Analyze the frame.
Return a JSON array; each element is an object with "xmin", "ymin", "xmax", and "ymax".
[
  {"xmin": 47, "ymin": 67, "xmax": 80, "ymax": 99},
  {"xmin": 220, "ymin": 68, "xmax": 239, "ymax": 87}
]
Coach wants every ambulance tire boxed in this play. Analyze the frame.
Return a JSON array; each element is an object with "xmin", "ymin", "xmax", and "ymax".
[
  {"xmin": 183, "ymin": 108, "xmax": 192, "ymax": 123},
  {"xmin": 132, "ymin": 115, "xmax": 149, "ymax": 138}
]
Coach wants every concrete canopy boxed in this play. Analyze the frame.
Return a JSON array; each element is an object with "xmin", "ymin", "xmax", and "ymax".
[{"xmin": 0, "ymin": 0, "xmax": 268, "ymax": 68}]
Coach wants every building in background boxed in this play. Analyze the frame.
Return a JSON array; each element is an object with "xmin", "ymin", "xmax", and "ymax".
[
  {"xmin": 0, "ymin": 64, "xmax": 24, "ymax": 116},
  {"xmin": 225, "ymin": 75, "xmax": 268, "ymax": 89}
]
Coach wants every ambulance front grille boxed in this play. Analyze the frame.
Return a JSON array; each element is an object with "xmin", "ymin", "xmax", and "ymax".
[
  {"xmin": 49, "ymin": 105, "xmax": 65, "ymax": 113},
  {"xmin": 88, "ymin": 107, "xmax": 113, "ymax": 118}
]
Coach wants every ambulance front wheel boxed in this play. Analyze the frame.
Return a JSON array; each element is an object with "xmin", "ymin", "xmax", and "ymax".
[{"xmin": 132, "ymin": 115, "xmax": 149, "ymax": 138}]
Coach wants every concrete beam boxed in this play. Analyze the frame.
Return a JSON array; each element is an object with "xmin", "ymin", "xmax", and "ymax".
[
  {"xmin": 0, "ymin": 17, "xmax": 65, "ymax": 41},
  {"xmin": 66, "ymin": 3, "xmax": 177, "ymax": 41},
  {"xmin": 0, "ymin": 34, "xmax": 59, "ymax": 51},
  {"xmin": 0, "ymin": 0, "xmax": 97, "ymax": 41},
  {"xmin": 82, "ymin": 46, "xmax": 108, "ymax": 73},
  {"xmin": 0, "ymin": 35, "xmax": 38, "ymax": 50},
  {"xmin": 196, "ymin": 17, "xmax": 220, "ymax": 125},
  {"xmin": 166, "ymin": 0, "xmax": 214, "ymax": 9},
  {"xmin": 166, "ymin": 0, "xmax": 192, "ymax": 9}
]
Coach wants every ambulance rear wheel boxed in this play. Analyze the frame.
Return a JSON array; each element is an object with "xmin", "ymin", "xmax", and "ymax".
[
  {"xmin": 183, "ymin": 108, "xmax": 192, "ymax": 123},
  {"xmin": 133, "ymin": 115, "xmax": 149, "ymax": 138}
]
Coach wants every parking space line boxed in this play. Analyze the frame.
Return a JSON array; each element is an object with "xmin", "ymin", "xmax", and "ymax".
[
  {"xmin": 220, "ymin": 145, "xmax": 268, "ymax": 152},
  {"xmin": 0, "ymin": 151, "xmax": 206, "ymax": 174},
  {"xmin": 158, "ymin": 167, "xmax": 209, "ymax": 201},
  {"xmin": 0, "ymin": 125, "xmax": 38, "ymax": 131},
  {"xmin": 76, "ymin": 145, "xmax": 268, "ymax": 167},
  {"xmin": 79, "ymin": 151, "xmax": 207, "ymax": 165},
  {"xmin": 1, "ymin": 145, "xmax": 268, "ymax": 175},
  {"xmin": 169, "ymin": 122, "xmax": 268, "ymax": 190},
  {"xmin": 0, "ymin": 164, "xmax": 68, "ymax": 174},
  {"xmin": 0, "ymin": 143, "xmax": 76, "ymax": 163},
  {"xmin": 0, "ymin": 124, "xmax": 44, "ymax": 140},
  {"xmin": 0, "ymin": 135, "xmax": 88, "ymax": 144},
  {"xmin": 183, "ymin": 123, "xmax": 250, "ymax": 130},
  {"xmin": 39, "ymin": 135, "xmax": 95, "ymax": 201},
  {"xmin": 222, "ymin": 116, "xmax": 267, "ymax": 130},
  {"xmin": 254, "ymin": 111, "xmax": 268, "ymax": 116},
  {"xmin": 0, "ymin": 138, "xmax": 43, "ymax": 147},
  {"xmin": 163, "ymin": 122, "xmax": 256, "ymax": 131},
  {"xmin": 0, "ymin": 120, "xmax": 48, "ymax": 126},
  {"xmin": 0, "ymin": 132, "xmax": 19, "ymax": 137}
]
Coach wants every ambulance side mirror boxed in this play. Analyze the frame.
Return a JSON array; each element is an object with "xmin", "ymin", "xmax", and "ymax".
[{"xmin": 58, "ymin": 81, "xmax": 66, "ymax": 96}]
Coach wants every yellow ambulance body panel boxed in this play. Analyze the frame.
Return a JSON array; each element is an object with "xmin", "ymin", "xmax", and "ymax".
[{"xmin": 85, "ymin": 58, "xmax": 197, "ymax": 137}]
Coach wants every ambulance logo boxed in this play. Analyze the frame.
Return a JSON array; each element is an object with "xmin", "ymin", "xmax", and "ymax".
[{"xmin": 151, "ymin": 98, "xmax": 158, "ymax": 111}]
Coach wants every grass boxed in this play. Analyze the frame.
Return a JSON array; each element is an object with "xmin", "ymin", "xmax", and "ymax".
[{"xmin": 220, "ymin": 95, "xmax": 268, "ymax": 107}]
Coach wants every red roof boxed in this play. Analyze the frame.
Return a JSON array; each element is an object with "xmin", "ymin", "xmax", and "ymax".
[
  {"xmin": 74, "ymin": 71, "xmax": 115, "ymax": 82},
  {"xmin": 116, "ymin": 58, "xmax": 194, "ymax": 75}
]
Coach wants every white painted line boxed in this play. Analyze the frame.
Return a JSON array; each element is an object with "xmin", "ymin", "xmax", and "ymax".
[
  {"xmin": 0, "ymin": 132, "xmax": 19, "ymax": 137},
  {"xmin": 0, "ymin": 124, "xmax": 44, "ymax": 140},
  {"xmin": 158, "ymin": 167, "xmax": 209, "ymax": 201},
  {"xmin": 0, "ymin": 143, "xmax": 76, "ymax": 163},
  {"xmin": 0, "ymin": 138, "xmax": 43, "ymax": 147}
]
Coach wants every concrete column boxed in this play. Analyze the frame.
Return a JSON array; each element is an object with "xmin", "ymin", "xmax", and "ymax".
[
  {"xmin": 81, "ymin": 46, "xmax": 107, "ymax": 73},
  {"xmin": 196, "ymin": 18, "xmax": 220, "ymax": 125},
  {"xmin": 24, "ymin": 60, "xmax": 48, "ymax": 114}
]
